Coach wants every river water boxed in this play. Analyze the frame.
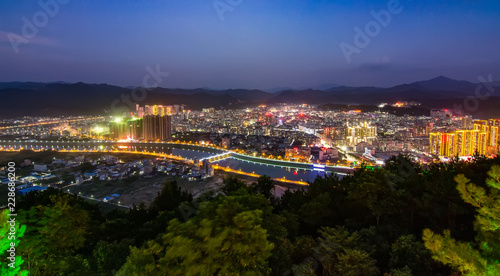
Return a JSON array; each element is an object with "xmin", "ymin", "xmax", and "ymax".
[
  {"xmin": 3, "ymin": 142, "xmax": 346, "ymax": 183},
  {"xmin": 170, "ymin": 148, "xmax": 342, "ymax": 182}
]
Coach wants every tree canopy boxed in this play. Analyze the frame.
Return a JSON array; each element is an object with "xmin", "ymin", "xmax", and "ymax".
[{"xmin": 3, "ymin": 155, "xmax": 500, "ymax": 275}]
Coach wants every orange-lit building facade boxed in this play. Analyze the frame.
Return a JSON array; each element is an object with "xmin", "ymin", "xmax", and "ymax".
[
  {"xmin": 474, "ymin": 120, "xmax": 499, "ymax": 156},
  {"xmin": 430, "ymin": 132, "xmax": 455, "ymax": 157},
  {"xmin": 430, "ymin": 119, "xmax": 499, "ymax": 157}
]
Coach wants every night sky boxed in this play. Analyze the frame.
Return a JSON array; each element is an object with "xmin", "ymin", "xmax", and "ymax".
[{"xmin": 1, "ymin": 0, "xmax": 499, "ymax": 89}]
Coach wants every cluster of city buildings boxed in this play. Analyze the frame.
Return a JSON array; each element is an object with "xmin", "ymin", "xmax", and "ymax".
[
  {"xmin": 0, "ymin": 116, "xmax": 102, "ymax": 139},
  {"xmin": 107, "ymin": 104, "xmax": 190, "ymax": 141},
  {"xmin": 1, "ymin": 152, "xmax": 216, "ymax": 198},
  {"xmin": 64, "ymin": 154, "xmax": 214, "ymax": 183},
  {"xmin": 2, "ymin": 103, "xmax": 499, "ymax": 165},
  {"xmin": 430, "ymin": 119, "xmax": 499, "ymax": 158},
  {"xmin": 178, "ymin": 104, "xmax": 498, "ymax": 162}
]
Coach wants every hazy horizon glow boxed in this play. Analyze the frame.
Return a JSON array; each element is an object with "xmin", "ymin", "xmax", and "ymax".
[{"xmin": 1, "ymin": 0, "xmax": 500, "ymax": 90}]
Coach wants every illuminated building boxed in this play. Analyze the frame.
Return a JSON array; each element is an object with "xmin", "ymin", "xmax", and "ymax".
[
  {"xmin": 110, "ymin": 118, "xmax": 128, "ymax": 139},
  {"xmin": 202, "ymin": 108, "xmax": 215, "ymax": 113},
  {"xmin": 127, "ymin": 118, "xmax": 143, "ymax": 140},
  {"xmin": 474, "ymin": 120, "xmax": 498, "ymax": 155},
  {"xmin": 429, "ymin": 120, "xmax": 498, "ymax": 157},
  {"xmin": 110, "ymin": 117, "xmax": 143, "ymax": 140},
  {"xmin": 430, "ymin": 109, "xmax": 452, "ymax": 119},
  {"xmin": 454, "ymin": 130, "xmax": 479, "ymax": 157},
  {"xmin": 144, "ymin": 105, "xmax": 173, "ymax": 116},
  {"xmin": 137, "ymin": 104, "xmax": 184, "ymax": 118},
  {"xmin": 487, "ymin": 119, "xmax": 500, "ymax": 142},
  {"xmin": 181, "ymin": 109, "xmax": 190, "ymax": 120},
  {"xmin": 286, "ymin": 147, "xmax": 311, "ymax": 161},
  {"xmin": 461, "ymin": 116, "xmax": 473, "ymax": 129},
  {"xmin": 412, "ymin": 122, "xmax": 433, "ymax": 137},
  {"xmin": 345, "ymin": 121, "xmax": 377, "ymax": 146},
  {"xmin": 221, "ymin": 136, "xmax": 231, "ymax": 149},
  {"xmin": 430, "ymin": 132, "xmax": 455, "ymax": 157},
  {"xmin": 489, "ymin": 119, "xmax": 500, "ymax": 128},
  {"xmin": 143, "ymin": 115, "xmax": 172, "ymax": 141}
]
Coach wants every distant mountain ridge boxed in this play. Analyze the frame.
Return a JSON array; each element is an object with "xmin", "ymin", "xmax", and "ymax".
[
  {"xmin": 1, "ymin": 76, "xmax": 499, "ymax": 118},
  {"xmin": 0, "ymin": 81, "xmax": 70, "ymax": 90},
  {"xmin": 412, "ymin": 76, "xmax": 477, "ymax": 92}
]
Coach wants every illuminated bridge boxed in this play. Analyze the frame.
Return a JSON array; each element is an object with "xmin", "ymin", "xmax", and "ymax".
[
  {"xmin": 200, "ymin": 152, "xmax": 232, "ymax": 162},
  {"xmin": 0, "ymin": 140, "xmax": 355, "ymax": 174}
]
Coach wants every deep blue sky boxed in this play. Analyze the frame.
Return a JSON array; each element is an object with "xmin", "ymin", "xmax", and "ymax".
[{"xmin": 1, "ymin": 0, "xmax": 499, "ymax": 89}]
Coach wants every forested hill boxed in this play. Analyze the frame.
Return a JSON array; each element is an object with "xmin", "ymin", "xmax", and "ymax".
[{"xmin": 2, "ymin": 155, "xmax": 500, "ymax": 275}]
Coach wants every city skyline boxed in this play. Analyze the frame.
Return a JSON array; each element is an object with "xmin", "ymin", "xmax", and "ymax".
[
  {"xmin": 1, "ymin": 0, "xmax": 500, "ymax": 89},
  {"xmin": 3, "ymin": 1, "xmax": 500, "ymax": 275}
]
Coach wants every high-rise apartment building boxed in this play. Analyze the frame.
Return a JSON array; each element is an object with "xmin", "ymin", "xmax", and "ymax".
[
  {"xmin": 127, "ymin": 118, "xmax": 143, "ymax": 140},
  {"xmin": 430, "ymin": 132, "xmax": 456, "ymax": 157},
  {"xmin": 454, "ymin": 130, "xmax": 478, "ymax": 157},
  {"xmin": 461, "ymin": 116, "xmax": 473, "ymax": 129},
  {"xmin": 138, "ymin": 104, "xmax": 185, "ymax": 118},
  {"xmin": 143, "ymin": 115, "xmax": 172, "ymax": 141},
  {"xmin": 429, "ymin": 120, "xmax": 499, "ymax": 157},
  {"xmin": 345, "ymin": 121, "xmax": 377, "ymax": 146},
  {"xmin": 110, "ymin": 117, "xmax": 143, "ymax": 140},
  {"xmin": 110, "ymin": 119, "xmax": 128, "ymax": 139},
  {"xmin": 474, "ymin": 120, "xmax": 498, "ymax": 155}
]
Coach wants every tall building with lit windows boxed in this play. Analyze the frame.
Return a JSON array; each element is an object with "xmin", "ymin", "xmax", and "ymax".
[
  {"xmin": 110, "ymin": 117, "xmax": 143, "ymax": 140},
  {"xmin": 110, "ymin": 119, "xmax": 128, "ymax": 139},
  {"xmin": 430, "ymin": 132, "xmax": 455, "ymax": 157},
  {"xmin": 489, "ymin": 119, "xmax": 500, "ymax": 146},
  {"xmin": 461, "ymin": 116, "xmax": 473, "ymax": 129},
  {"xmin": 430, "ymin": 120, "xmax": 499, "ymax": 157},
  {"xmin": 345, "ymin": 121, "xmax": 377, "ymax": 146},
  {"xmin": 127, "ymin": 118, "xmax": 143, "ymax": 140},
  {"xmin": 140, "ymin": 104, "xmax": 184, "ymax": 117},
  {"xmin": 474, "ymin": 120, "xmax": 498, "ymax": 155},
  {"xmin": 453, "ymin": 130, "xmax": 478, "ymax": 157},
  {"xmin": 143, "ymin": 115, "xmax": 172, "ymax": 141}
]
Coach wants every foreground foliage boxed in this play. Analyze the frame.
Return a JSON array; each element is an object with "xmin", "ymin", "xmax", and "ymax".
[
  {"xmin": 423, "ymin": 165, "xmax": 500, "ymax": 275},
  {"xmin": 1, "ymin": 156, "xmax": 499, "ymax": 275}
]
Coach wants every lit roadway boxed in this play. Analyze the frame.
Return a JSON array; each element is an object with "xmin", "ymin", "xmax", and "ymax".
[
  {"xmin": 0, "ymin": 117, "xmax": 104, "ymax": 130},
  {"xmin": 0, "ymin": 140, "xmax": 355, "ymax": 184}
]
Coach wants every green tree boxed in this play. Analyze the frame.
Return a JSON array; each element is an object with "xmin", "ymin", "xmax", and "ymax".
[
  {"xmin": 389, "ymin": 235, "xmax": 432, "ymax": 275},
  {"xmin": 149, "ymin": 180, "xmax": 192, "ymax": 214},
  {"xmin": 346, "ymin": 168, "xmax": 395, "ymax": 227},
  {"xmin": 292, "ymin": 258, "xmax": 318, "ymax": 276},
  {"xmin": 251, "ymin": 175, "xmax": 275, "ymax": 200},
  {"xmin": 118, "ymin": 192, "xmax": 275, "ymax": 275},
  {"xmin": 298, "ymin": 192, "xmax": 333, "ymax": 230},
  {"xmin": 292, "ymin": 236, "xmax": 317, "ymax": 264},
  {"xmin": 314, "ymin": 226, "xmax": 379, "ymax": 276},
  {"xmin": 0, "ymin": 210, "xmax": 28, "ymax": 276},
  {"xmin": 423, "ymin": 165, "xmax": 500, "ymax": 275},
  {"xmin": 20, "ymin": 194, "xmax": 91, "ymax": 275},
  {"xmin": 116, "ymin": 241, "xmax": 161, "ymax": 276},
  {"xmin": 92, "ymin": 239, "xmax": 132, "ymax": 274},
  {"xmin": 388, "ymin": 266, "xmax": 412, "ymax": 276},
  {"xmin": 221, "ymin": 175, "xmax": 248, "ymax": 195}
]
